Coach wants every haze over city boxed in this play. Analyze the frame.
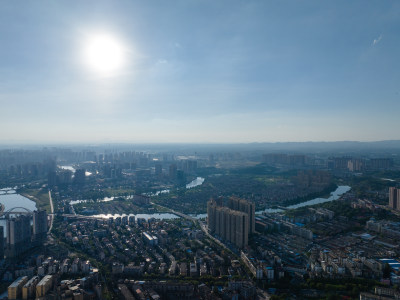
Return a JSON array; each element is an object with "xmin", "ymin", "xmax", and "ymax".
[
  {"xmin": 3, "ymin": 3, "xmax": 400, "ymax": 298},
  {"xmin": 1, "ymin": 1, "xmax": 399, "ymax": 144}
]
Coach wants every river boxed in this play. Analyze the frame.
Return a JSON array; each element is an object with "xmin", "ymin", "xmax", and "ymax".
[
  {"xmin": 194, "ymin": 185, "xmax": 351, "ymax": 217},
  {"xmin": 92, "ymin": 185, "xmax": 351, "ymax": 220},
  {"xmin": 0, "ymin": 190, "xmax": 181, "ymax": 223},
  {"xmin": 0, "ymin": 189, "xmax": 38, "ymax": 236},
  {"xmin": 146, "ymin": 177, "xmax": 205, "ymax": 196},
  {"xmin": 70, "ymin": 176, "xmax": 206, "ymax": 204},
  {"xmin": 0, "ymin": 189, "xmax": 37, "ymax": 212},
  {"xmin": 0, "ymin": 184, "xmax": 351, "ymax": 224},
  {"xmin": 91, "ymin": 212, "xmax": 180, "ymax": 220},
  {"xmin": 259, "ymin": 185, "xmax": 351, "ymax": 214},
  {"xmin": 186, "ymin": 177, "xmax": 205, "ymax": 189},
  {"xmin": 60, "ymin": 165, "xmax": 92, "ymax": 176}
]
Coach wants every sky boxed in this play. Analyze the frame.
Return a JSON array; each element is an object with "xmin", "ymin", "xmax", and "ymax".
[{"xmin": 0, "ymin": 1, "xmax": 400, "ymax": 143}]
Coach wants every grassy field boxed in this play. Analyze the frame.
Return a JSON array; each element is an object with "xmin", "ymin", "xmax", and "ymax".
[{"xmin": 20, "ymin": 188, "xmax": 51, "ymax": 213}]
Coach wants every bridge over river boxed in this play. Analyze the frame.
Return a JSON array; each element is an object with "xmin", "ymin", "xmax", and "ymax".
[
  {"xmin": 0, "ymin": 189, "xmax": 17, "ymax": 196},
  {"xmin": 0, "ymin": 206, "xmax": 33, "ymax": 219}
]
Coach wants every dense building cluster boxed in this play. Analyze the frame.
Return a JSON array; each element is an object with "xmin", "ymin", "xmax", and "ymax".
[
  {"xmin": 2, "ymin": 210, "xmax": 48, "ymax": 258},
  {"xmin": 1, "ymin": 145, "xmax": 400, "ymax": 299},
  {"xmin": 4, "ymin": 255, "xmax": 100, "ymax": 300},
  {"xmin": 389, "ymin": 187, "xmax": 400, "ymax": 210},
  {"xmin": 328, "ymin": 157, "xmax": 394, "ymax": 172},
  {"xmin": 207, "ymin": 197, "xmax": 255, "ymax": 248}
]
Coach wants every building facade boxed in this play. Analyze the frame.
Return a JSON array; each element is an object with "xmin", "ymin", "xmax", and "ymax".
[
  {"xmin": 389, "ymin": 187, "xmax": 400, "ymax": 210},
  {"xmin": 33, "ymin": 210, "xmax": 48, "ymax": 242},
  {"xmin": 0, "ymin": 226, "xmax": 4, "ymax": 260},
  {"xmin": 6, "ymin": 215, "xmax": 31, "ymax": 258},
  {"xmin": 227, "ymin": 197, "xmax": 255, "ymax": 233},
  {"xmin": 207, "ymin": 197, "xmax": 255, "ymax": 248}
]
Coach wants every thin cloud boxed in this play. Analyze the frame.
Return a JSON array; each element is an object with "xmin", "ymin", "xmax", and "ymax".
[{"xmin": 372, "ymin": 34, "xmax": 382, "ymax": 46}]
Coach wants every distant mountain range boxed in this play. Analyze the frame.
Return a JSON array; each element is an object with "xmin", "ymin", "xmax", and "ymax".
[{"xmin": 1, "ymin": 140, "xmax": 399, "ymax": 154}]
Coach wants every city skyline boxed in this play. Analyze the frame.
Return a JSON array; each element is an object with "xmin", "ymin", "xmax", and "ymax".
[{"xmin": 1, "ymin": 1, "xmax": 400, "ymax": 143}]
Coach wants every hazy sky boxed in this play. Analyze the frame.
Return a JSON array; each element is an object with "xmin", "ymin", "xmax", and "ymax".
[{"xmin": 1, "ymin": 1, "xmax": 399, "ymax": 143}]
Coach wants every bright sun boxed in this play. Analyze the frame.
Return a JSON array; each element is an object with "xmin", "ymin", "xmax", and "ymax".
[{"xmin": 83, "ymin": 33, "xmax": 126, "ymax": 75}]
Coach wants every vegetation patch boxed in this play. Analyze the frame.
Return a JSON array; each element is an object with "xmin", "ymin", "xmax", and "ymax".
[{"xmin": 19, "ymin": 187, "xmax": 51, "ymax": 213}]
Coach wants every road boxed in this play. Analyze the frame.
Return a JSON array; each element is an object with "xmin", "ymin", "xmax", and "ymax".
[
  {"xmin": 48, "ymin": 190, "xmax": 54, "ymax": 233},
  {"xmin": 61, "ymin": 213, "xmax": 105, "ymax": 220},
  {"xmin": 151, "ymin": 202, "xmax": 197, "ymax": 223}
]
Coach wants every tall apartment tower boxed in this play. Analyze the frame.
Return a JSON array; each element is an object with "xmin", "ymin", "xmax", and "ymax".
[
  {"xmin": 0, "ymin": 226, "xmax": 4, "ymax": 260},
  {"xmin": 33, "ymin": 210, "xmax": 48, "ymax": 242},
  {"xmin": 73, "ymin": 169, "xmax": 86, "ymax": 185},
  {"xmin": 6, "ymin": 215, "xmax": 31, "ymax": 258},
  {"xmin": 207, "ymin": 199, "xmax": 217, "ymax": 234},
  {"xmin": 228, "ymin": 210, "xmax": 249, "ymax": 248},
  {"xmin": 155, "ymin": 163, "xmax": 162, "ymax": 176},
  {"xmin": 169, "ymin": 164, "xmax": 177, "ymax": 179},
  {"xmin": 389, "ymin": 187, "xmax": 400, "ymax": 210},
  {"xmin": 227, "ymin": 197, "xmax": 255, "ymax": 233},
  {"xmin": 207, "ymin": 198, "xmax": 250, "ymax": 248}
]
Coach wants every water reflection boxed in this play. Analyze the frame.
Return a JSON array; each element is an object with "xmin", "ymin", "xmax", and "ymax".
[
  {"xmin": 92, "ymin": 213, "xmax": 180, "ymax": 220},
  {"xmin": 258, "ymin": 185, "xmax": 351, "ymax": 214},
  {"xmin": 0, "ymin": 190, "xmax": 38, "ymax": 237},
  {"xmin": 186, "ymin": 177, "xmax": 205, "ymax": 189}
]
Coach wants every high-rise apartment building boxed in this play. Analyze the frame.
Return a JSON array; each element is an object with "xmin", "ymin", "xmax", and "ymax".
[
  {"xmin": 389, "ymin": 187, "xmax": 400, "ymax": 210},
  {"xmin": 33, "ymin": 210, "xmax": 48, "ymax": 241},
  {"xmin": 155, "ymin": 163, "xmax": 162, "ymax": 176},
  {"xmin": 6, "ymin": 215, "xmax": 31, "ymax": 258},
  {"xmin": 369, "ymin": 158, "xmax": 394, "ymax": 170},
  {"xmin": 227, "ymin": 197, "xmax": 255, "ymax": 233},
  {"xmin": 183, "ymin": 160, "xmax": 197, "ymax": 173},
  {"xmin": 207, "ymin": 199, "xmax": 217, "ymax": 234},
  {"xmin": 207, "ymin": 197, "xmax": 255, "ymax": 248},
  {"xmin": 73, "ymin": 168, "xmax": 86, "ymax": 185},
  {"xmin": 0, "ymin": 226, "xmax": 4, "ymax": 260},
  {"xmin": 169, "ymin": 164, "xmax": 177, "ymax": 179}
]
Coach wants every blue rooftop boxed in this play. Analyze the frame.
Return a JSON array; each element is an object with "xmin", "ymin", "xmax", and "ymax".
[{"xmin": 380, "ymin": 259, "xmax": 399, "ymax": 264}]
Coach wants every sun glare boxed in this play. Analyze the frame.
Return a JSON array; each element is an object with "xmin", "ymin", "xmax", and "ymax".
[{"xmin": 83, "ymin": 33, "xmax": 126, "ymax": 76}]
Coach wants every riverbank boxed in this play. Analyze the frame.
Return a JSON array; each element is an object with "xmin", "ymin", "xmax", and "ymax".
[
  {"xmin": 18, "ymin": 188, "xmax": 51, "ymax": 213},
  {"xmin": 91, "ymin": 212, "xmax": 180, "ymax": 220},
  {"xmin": 72, "ymin": 185, "xmax": 351, "ymax": 219},
  {"xmin": 73, "ymin": 198, "xmax": 163, "ymax": 215},
  {"xmin": 70, "ymin": 177, "xmax": 206, "ymax": 215},
  {"xmin": 260, "ymin": 185, "xmax": 351, "ymax": 214},
  {"xmin": 279, "ymin": 183, "xmax": 338, "ymax": 207}
]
